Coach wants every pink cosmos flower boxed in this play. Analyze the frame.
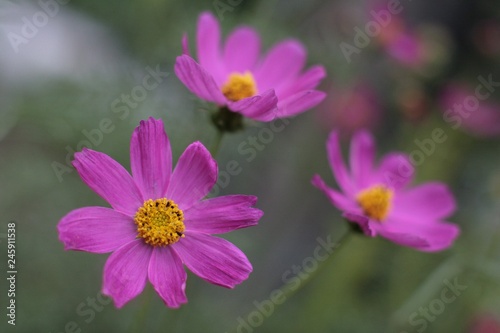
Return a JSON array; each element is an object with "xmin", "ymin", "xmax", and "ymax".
[
  {"xmin": 174, "ymin": 12, "xmax": 326, "ymax": 122},
  {"xmin": 58, "ymin": 117, "xmax": 263, "ymax": 308},
  {"xmin": 312, "ymin": 130, "xmax": 460, "ymax": 252}
]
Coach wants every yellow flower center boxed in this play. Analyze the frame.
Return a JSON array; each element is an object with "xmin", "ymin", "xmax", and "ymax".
[
  {"xmin": 221, "ymin": 71, "xmax": 257, "ymax": 101},
  {"xmin": 134, "ymin": 198, "xmax": 185, "ymax": 247},
  {"xmin": 356, "ymin": 185, "xmax": 394, "ymax": 221}
]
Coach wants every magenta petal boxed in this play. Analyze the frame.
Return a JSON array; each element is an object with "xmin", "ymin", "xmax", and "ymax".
[
  {"xmin": 166, "ymin": 142, "xmax": 217, "ymax": 210},
  {"xmin": 148, "ymin": 247, "xmax": 187, "ymax": 308},
  {"xmin": 196, "ymin": 12, "xmax": 224, "ymax": 83},
  {"xmin": 184, "ymin": 195, "xmax": 262, "ymax": 234},
  {"xmin": 349, "ymin": 130, "xmax": 375, "ymax": 189},
  {"xmin": 392, "ymin": 183, "xmax": 457, "ymax": 221},
  {"xmin": 255, "ymin": 39, "xmax": 306, "ymax": 92},
  {"xmin": 278, "ymin": 65, "xmax": 326, "ymax": 98},
  {"xmin": 223, "ymin": 26, "xmax": 260, "ymax": 73},
  {"xmin": 411, "ymin": 223, "xmax": 460, "ymax": 252},
  {"xmin": 379, "ymin": 218, "xmax": 460, "ymax": 252},
  {"xmin": 174, "ymin": 55, "xmax": 226, "ymax": 105},
  {"xmin": 58, "ymin": 207, "xmax": 137, "ymax": 253},
  {"xmin": 342, "ymin": 212, "xmax": 375, "ymax": 237},
  {"xmin": 277, "ymin": 90, "xmax": 326, "ymax": 118},
  {"xmin": 326, "ymin": 131, "xmax": 356, "ymax": 196},
  {"xmin": 173, "ymin": 232, "xmax": 252, "ymax": 288},
  {"xmin": 102, "ymin": 240, "xmax": 152, "ymax": 308},
  {"xmin": 73, "ymin": 149, "xmax": 143, "ymax": 216},
  {"xmin": 377, "ymin": 229, "xmax": 430, "ymax": 249},
  {"xmin": 130, "ymin": 118, "xmax": 172, "ymax": 199},
  {"xmin": 374, "ymin": 153, "xmax": 414, "ymax": 190},
  {"xmin": 228, "ymin": 89, "xmax": 278, "ymax": 121},
  {"xmin": 311, "ymin": 175, "xmax": 358, "ymax": 212}
]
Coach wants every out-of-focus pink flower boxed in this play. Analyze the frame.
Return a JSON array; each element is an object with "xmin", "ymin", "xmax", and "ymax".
[
  {"xmin": 469, "ymin": 314, "xmax": 500, "ymax": 333},
  {"xmin": 312, "ymin": 130, "xmax": 460, "ymax": 252},
  {"xmin": 174, "ymin": 12, "xmax": 326, "ymax": 122},
  {"xmin": 440, "ymin": 83, "xmax": 500, "ymax": 137},
  {"xmin": 317, "ymin": 82, "xmax": 381, "ymax": 138},
  {"xmin": 378, "ymin": 18, "xmax": 424, "ymax": 66},
  {"xmin": 58, "ymin": 118, "xmax": 263, "ymax": 308}
]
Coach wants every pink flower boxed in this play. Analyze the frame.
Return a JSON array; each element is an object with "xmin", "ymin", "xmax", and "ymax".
[
  {"xmin": 377, "ymin": 18, "xmax": 423, "ymax": 66},
  {"xmin": 440, "ymin": 83, "xmax": 500, "ymax": 137},
  {"xmin": 470, "ymin": 314, "xmax": 500, "ymax": 333},
  {"xmin": 174, "ymin": 12, "xmax": 326, "ymax": 122},
  {"xmin": 58, "ymin": 117, "xmax": 263, "ymax": 308},
  {"xmin": 317, "ymin": 81, "xmax": 381, "ymax": 137},
  {"xmin": 312, "ymin": 131, "xmax": 460, "ymax": 251}
]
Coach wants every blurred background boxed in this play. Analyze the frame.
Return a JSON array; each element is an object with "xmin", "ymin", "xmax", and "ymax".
[{"xmin": 1, "ymin": 0, "xmax": 500, "ymax": 332}]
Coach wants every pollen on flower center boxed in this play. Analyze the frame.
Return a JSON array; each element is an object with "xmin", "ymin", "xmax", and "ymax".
[
  {"xmin": 356, "ymin": 185, "xmax": 394, "ymax": 221},
  {"xmin": 134, "ymin": 198, "xmax": 185, "ymax": 246},
  {"xmin": 221, "ymin": 71, "xmax": 257, "ymax": 101}
]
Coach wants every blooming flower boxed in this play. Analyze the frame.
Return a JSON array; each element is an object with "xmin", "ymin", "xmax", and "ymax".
[
  {"xmin": 58, "ymin": 117, "xmax": 263, "ymax": 308},
  {"xmin": 312, "ymin": 130, "xmax": 460, "ymax": 251},
  {"xmin": 174, "ymin": 12, "xmax": 326, "ymax": 122}
]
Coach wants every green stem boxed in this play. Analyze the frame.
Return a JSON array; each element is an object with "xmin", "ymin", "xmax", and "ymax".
[
  {"xmin": 210, "ymin": 130, "xmax": 224, "ymax": 157},
  {"xmin": 279, "ymin": 229, "xmax": 353, "ymax": 301}
]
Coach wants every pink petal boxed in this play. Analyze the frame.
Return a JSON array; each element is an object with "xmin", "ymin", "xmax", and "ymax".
[
  {"xmin": 166, "ymin": 142, "xmax": 217, "ymax": 210},
  {"xmin": 73, "ymin": 149, "xmax": 143, "ymax": 216},
  {"xmin": 130, "ymin": 118, "xmax": 172, "ymax": 199},
  {"xmin": 148, "ymin": 247, "xmax": 187, "ymax": 308},
  {"xmin": 184, "ymin": 195, "xmax": 262, "ymax": 234},
  {"xmin": 311, "ymin": 175, "xmax": 358, "ymax": 212},
  {"xmin": 58, "ymin": 207, "xmax": 137, "ymax": 253},
  {"xmin": 379, "ymin": 217, "xmax": 460, "ymax": 252},
  {"xmin": 349, "ymin": 130, "xmax": 375, "ymax": 189},
  {"xmin": 102, "ymin": 239, "xmax": 152, "ymax": 308},
  {"xmin": 342, "ymin": 212, "xmax": 375, "ymax": 236},
  {"xmin": 174, "ymin": 55, "xmax": 226, "ymax": 105},
  {"xmin": 277, "ymin": 90, "xmax": 326, "ymax": 118},
  {"xmin": 196, "ymin": 12, "xmax": 225, "ymax": 84},
  {"xmin": 254, "ymin": 39, "xmax": 307, "ymax": 92},
  {"xmin": 392, "ymin": 183, "xmax": 457, "ymax": 221},
  {"xmin": 172, "ymin": 232, "xmax": 252, "ymax": 288},
  {"xmin": 227, "ymin": 89, "xmax": 278, "ymax": 121},
  {"xmin": 326, "ymin": 131, "xmax": 356, "ymax": 196},
  {"xmin": 377, "ymin": 229, "xmax": 430, "ymax": 249},
  {"xmin": 223, "ymin": 27, "xmax": 261, "ymax": 73},
  {"xmin": 374, "ymin": 153, "xmax": 414, "ymax": 190},
  {"xmin": 277, "ymin": 65, "xmax": 326, "ymax": 99}
]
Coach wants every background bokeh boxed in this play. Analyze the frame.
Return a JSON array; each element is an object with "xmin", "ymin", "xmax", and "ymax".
[{"xmin": 1, "ymin": 0, "xmax": 500, "ymax": 332}]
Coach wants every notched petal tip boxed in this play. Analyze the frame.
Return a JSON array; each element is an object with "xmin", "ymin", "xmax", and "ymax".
[{"xmin": 342, "ymin": 212, "xmax": 375, "ymax": 237}]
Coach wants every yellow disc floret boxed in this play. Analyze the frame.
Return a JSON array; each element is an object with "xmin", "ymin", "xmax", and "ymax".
[
  {"xmin": 221, "ymin": 71, "xmax": 257, "ymax": 101},
  {"xmin": 356, "ymin": 185, "xmax": 394, "ymax": 221},
  {"xmin": 134, "ymin": 198, "xmax": 185, "ymax": 246}
]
